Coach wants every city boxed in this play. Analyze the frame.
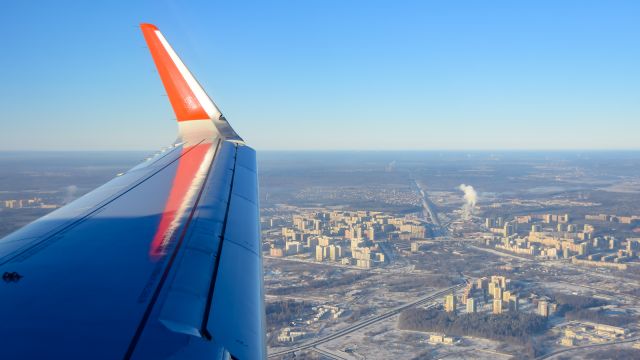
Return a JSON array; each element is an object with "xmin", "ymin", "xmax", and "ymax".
[{"xmin": 257, "ymin": 151, "xmax": 640, "ymax": 359}]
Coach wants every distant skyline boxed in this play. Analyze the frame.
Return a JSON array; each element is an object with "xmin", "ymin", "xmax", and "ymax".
[{"xmin": 1, "ymin": 0, "xmax": 639, "ymax": 151}]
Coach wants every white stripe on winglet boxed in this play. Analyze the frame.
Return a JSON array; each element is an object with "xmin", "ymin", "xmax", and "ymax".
[{"xmin": 154, "ymin": 30, "xmax": 222, "ymax": 119}]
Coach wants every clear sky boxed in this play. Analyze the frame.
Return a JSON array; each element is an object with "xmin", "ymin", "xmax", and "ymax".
[{"xmin": 0, "ymin": 0, "xmax": 638, "ymax": 151}]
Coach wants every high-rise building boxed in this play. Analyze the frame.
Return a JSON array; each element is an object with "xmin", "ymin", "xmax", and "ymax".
[
  {"xmin": 366, "ymin": 227, "xmax": 375, "ymax": 241},
  {"xmin": 285, "ymin": 241, "xmax": 301, "ymax": 255},
  {"xmin": 352, "ymin": 247, "xmax": 371, "ymax": 260},
  {"xmin": 466, "ymin": 298, "xmax": 477, "ymax": 313},
  {"xmin": 609, "ymin": 238, "xmax": 618, "ymax": 250},
  {"xmin": 445, "ymin": 294, "xmax": 456, "ymax": 313},
  {"xmin": 293, "ymin": 215, "xmax": 308, "ymax": 231},
  {"xmin": 503, "ymin": 223, "xmax": 514, "ymax": 236},
  {"xmin": 345, "ymin": 228, "xmax": 354, "ymax": 240},
  {"xmin": 578, "ymin": 242, "xmax": 589, "ymax": 256},
  {"xmin": 538, "ymin": 300, "xmax": 549, "ymax": 317},
  {"xmin": 477, "ymin": 277, "xmax": 488, "ymax": 291},
  {"xmin": 461, "ymin": 286, "xmax": 471, "ymax": 305},
  {"xmin": 350, "ymin": 237, "xmax": 362, "ymax": 251},
  {"xmin": 501, "ymin": 237, "xmax": 510, "ymax": 247},
  {"xmin": 492, "ymin": 299, "xmax": 503, "ymax": 314},
  {"xmin": 493, "ymin": 287, "xmax": 503, "ymax": 300},
  {"xmin": 508, "ymin": 295, "xmax": 519, "ymax": 312},
  {"xmin": 502, "ymin": 290, "xmax": 511, "ymax": 302},
  {"xmin": 559, "ymin": 214, "xmax": 570, "ymax": 223},
  {"xmin": 584, "ymin": 224, "xmax": 594, "ymax": 233},
  {"xmin": 491, "ymin": 275, "xmax": 507, "ymax": 289},
  {"xmin": 315, "ymin": 245, "xmax": 325, "ymax": 262},
  {"xmin": 318, "ymin": 236, "xmax": 332, "ymax": 247},
  {"xmin": 627, "ymin": 239, "xmax": 640, "ymax": 255},
  {"xmin": 593, "ymin": 237, "xmax": 602, "ymax": 248},
  {"xmin": 329, "ymin": 245, "xmax": 342, "ymax": 261},
  {"xmin": 269, "ymin": 247, "xmax": 285, "ymax": 257}
]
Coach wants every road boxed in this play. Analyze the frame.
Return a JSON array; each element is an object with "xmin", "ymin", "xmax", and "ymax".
[
  {"xmin": 313, "ymin": 345, "xmax": 350, "ymax": 360},
  {"xmin": 468, "ymin": 244, "xmax": 640, "ymax": 287},
  {"xmin": 468, "ymin": 245, "xmax": 533, "ymax": 262},
  {"xmin": 536, "ymin": 336, "xmax": 640, "ymax": 359},
  {"xmin": 264, "ymin": 255, "xmax": 367, "ymax": 271},
  {"xmin": 267, "ymin": 283, "xmax": 465, "ymax": 358},
  {"xmin": 265, "ymin": 294, "xmax": 332, "ymax": 303},
  {"xmin": 265, "ymin": 254, "xmax": 418, "ymax": 275},
  {"xmin": 414, "ymin": 180, "xmax": 441, "ymax": 227}
]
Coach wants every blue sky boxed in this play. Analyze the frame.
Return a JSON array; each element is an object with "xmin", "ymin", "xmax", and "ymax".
[{"xmin": 0, "ymin": 0, "xmax": 638, "ymax": 151}]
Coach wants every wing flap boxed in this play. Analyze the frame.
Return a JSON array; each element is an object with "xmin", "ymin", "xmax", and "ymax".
[
  {"xmin": 158, "ymin": 141, "xmax": 235, "ymax": 337},
  {"xmin": 130, "ymin": 143, "xmax": 265, "ymax": 359},
  {"xmin": 207, "ymin": 145, "xmax": 266, "ymax": 359}
]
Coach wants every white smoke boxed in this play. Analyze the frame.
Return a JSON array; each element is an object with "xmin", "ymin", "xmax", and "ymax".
[
  {"xmin": 385, "ymin": 160, "xmax": 396, "ymax": 172},
  {"xmin": 62, "ymin": 185, "xmax": 78, "ymax": 204},
  {"xmin": 458, "ymin": 184, "xmax": 478, "ymax": 219}
]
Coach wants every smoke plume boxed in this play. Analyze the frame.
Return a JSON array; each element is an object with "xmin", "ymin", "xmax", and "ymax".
[
  {"xmin": 458, "ymin": 184, "xmax": 478, "ymax": 219},
  {"xmin": 62, "ymin": 185, "xmax": 78, "ymax": 204},
  {"xmin": 385, "ymin": 160, "xmax": 396, "ymax": 172}
]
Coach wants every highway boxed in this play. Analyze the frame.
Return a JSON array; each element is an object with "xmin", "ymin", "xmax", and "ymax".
[
  {"xmin": 414, "ymin": 179, "xmax": 441, "ymax": 227},
  {"xmin": 536, "ymin": 336, "xmax": 640, "ymax": 359},
  {"xmin": 312, "ymin": 345, "xmax": 350, "ymax": 360},
  {"xmin": 265, "ymin": 254, "xmax": 422, "ymax": 276},
  {"xmin": 265, "ymin": 294, "xmax": 333, "ymax": 303},
  {"xmin": 468, "ymin": 245, "xmax": 533, "ymax": 262},
  {"xmin": 264, "ymin": 255, "xmax": 367, "ymax": 271},
  {"xmin": 267, "ymin": 283, "xmax": 465, "ymax": 358},
  {"xmin": 468, "ymin": 244, "xmax": 640, "ymax": 286}
]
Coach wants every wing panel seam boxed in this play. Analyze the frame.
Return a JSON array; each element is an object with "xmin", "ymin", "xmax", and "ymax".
[
  {"xmin": 123, "ymin": 138, "xmax": 222, "ymax": 360},
  {"xmin": 200, "ymin": 142, "xmax": 238, "ymax": 340}
]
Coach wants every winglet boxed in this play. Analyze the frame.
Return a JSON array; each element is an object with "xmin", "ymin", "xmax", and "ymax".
[{"xmin": 140, "ymin": 23, "xmax": 241, "ymax": 141}]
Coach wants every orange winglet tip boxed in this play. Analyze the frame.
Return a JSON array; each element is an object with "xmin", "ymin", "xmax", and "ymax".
[
  {"xmin": 140, "ymin": 23, "xmax": 211, "ymax": 121},
  {"xmin": 140, "ymin": 23, "xmax": 158, "ymax": 30}
]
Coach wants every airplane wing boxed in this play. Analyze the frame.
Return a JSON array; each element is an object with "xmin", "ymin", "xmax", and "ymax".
[{"xmin": 0, "ymin": 24, "xmax": 265, "ymax": 360}]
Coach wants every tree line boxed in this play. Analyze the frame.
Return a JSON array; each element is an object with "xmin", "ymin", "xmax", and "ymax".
[
  {"xmin": 266, "ymin": 300, "xmax": 313, "ymax": 329},
  {"xmin": 398, "ymin": 307, "xmax": 548, "ymax": 358},
  {"xmin": 398, "ymin": 307, "xmax": 548, "ymax": 344}
]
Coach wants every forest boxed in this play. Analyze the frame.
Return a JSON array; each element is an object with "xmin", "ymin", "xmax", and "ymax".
[
  {"xmin": 398, "ymin": 307, "xmax": 548, "ymax": 358},
  {"xmin": 398, "ymin": 307, "xmax": 548, "ymax": 344}
]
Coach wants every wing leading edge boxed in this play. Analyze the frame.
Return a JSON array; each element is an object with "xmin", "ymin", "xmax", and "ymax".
[{"xmin": 0, "ymin": 24, "xmax": 265, "ymax": 359}]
